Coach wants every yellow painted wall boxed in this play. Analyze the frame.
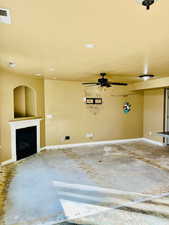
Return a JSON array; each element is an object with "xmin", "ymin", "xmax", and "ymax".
[
  {"xmin": 143, "ymin": 89, "xmax": 164, "ymax": 143},
  {"xmin": 0, "ymin": 72, "xmax": 45, "ymax": 162},
  {"xmin": 45, "ymin": 80, "xmax": 143, "ymax": 145},
  {"xmin": 0, "ymin": 73, "xmax": 166, "ymax": 163},
  {"xmin": 14, "ymin": 86, "xmax": 36, "ymax": 118},
  {"xmin": 25, "ymin": 86, "xmax": 35, "ymax": 117},
  {"xmin": 14, "ymin": 86, "xmax": 26, "ymax": 117}
]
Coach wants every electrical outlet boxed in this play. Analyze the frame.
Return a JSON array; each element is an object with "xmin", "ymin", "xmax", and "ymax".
[
  {"xmin": 65, "ymin": 136, "xmax": 70, "ymax": 140},
  {"xmin": 86, "ymin": 133, "xmax": 94, "ymax": 139},
  {"xmin": 0, "ymin": 8, "xmax": 11, "ymax": 24},
  {"xmin": 149, "ymin": 131, "xmax": 152, "ymax": 136}
]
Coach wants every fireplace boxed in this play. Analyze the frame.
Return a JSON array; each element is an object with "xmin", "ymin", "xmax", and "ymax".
[
  {"xmin": 9, "ymin": 118, "xmax": 41, "ymax": 162},
  {"xmin": 16, "ymin": 126, "xmax": 37, "ymax": 160}
]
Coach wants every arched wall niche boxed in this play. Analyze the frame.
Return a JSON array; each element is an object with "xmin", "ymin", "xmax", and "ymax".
[{"xmin": 13, "ymin": 85, "xmax": 37, "ymax": 118}]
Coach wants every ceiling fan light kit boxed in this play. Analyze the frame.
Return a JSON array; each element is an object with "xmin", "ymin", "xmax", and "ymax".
[
  {"xmin": 139, "ymin": 74, "xmax": 155, "ymax": 80},
  {"xmin": 136, "ymin": 0, "xmax": 158, "ymax": 10}
]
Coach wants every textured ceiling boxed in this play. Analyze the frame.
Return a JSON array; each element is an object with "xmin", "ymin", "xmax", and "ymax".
[{"xmin": 0, "ymin": 0, "xmax": 169, "ymax": 82}]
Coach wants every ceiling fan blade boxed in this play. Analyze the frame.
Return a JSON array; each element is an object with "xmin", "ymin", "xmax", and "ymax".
[
  {"xmin": 82, "ymin": 83, "xmax": 100, "ymax": 86},
  {"xmin": 84, "ymin": 84, "xmax": 98, "ymax": 87},
  {"xmin": 82, "ymin": 82, "xmax": 98, "ymax": 85},
  {"xmin": 109, "ymin": 82, "xmax": 128, "ymax": 86}
]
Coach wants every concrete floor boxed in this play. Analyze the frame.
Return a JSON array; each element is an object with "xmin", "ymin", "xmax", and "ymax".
[{"xmin": 2, "ymin": 141, "xmax": 169, "ymax": 225}]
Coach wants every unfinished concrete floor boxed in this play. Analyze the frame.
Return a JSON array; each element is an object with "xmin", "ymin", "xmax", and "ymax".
[{"xmin": 2, "ymin": 141, "xmax": 169, "ymax": 225}]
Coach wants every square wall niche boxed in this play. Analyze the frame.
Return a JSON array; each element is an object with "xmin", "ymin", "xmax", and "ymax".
[{"xmin": 14, "ymin": 86, "xmax": 36, "ymax": 118}]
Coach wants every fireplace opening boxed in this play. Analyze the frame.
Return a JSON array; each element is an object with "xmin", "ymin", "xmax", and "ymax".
[{"xmin": 16, "ymin": 126, "xmax": 37, "ymax": 160}]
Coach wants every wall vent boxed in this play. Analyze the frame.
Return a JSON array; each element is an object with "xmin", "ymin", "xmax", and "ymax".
[{"xmin": 0, "ymin": 8, "xmax": 11, "ymax": 24}]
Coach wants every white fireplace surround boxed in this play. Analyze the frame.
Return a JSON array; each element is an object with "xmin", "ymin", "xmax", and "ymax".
[{"xmin": 8, "ymin": 118, "xmax": 41, "ymax": 163}]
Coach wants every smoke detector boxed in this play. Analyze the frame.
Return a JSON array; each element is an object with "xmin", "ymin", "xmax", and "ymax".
[
  {"xmin": 84, "ymin": 44, "xmax": 96, "ymax": 49},
  {"xmin": 0, "ymin": 8, "xmax": 11, "ymax": 24},
  {"xmin": 136, "ymin": 0, "xmax": 158, "ymax": 10}
]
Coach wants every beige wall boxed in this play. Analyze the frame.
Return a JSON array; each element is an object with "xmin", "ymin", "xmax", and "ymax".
[
  {"xmin": 14, "ymin": 86, "xmax": 36, "ymax": 118},
  {"xmin": 143, "ymin": 88, "xmax": 164, "ymax": 143},
  {"xmin": 45, "ymin": 80, "xmax": 143, "ymax": 146},
  {"xmin": 0, "ymin": 73, "xmax": 166, "ymax": 163},
  {"xmin": 14, "ymin": 86, "xmax": 26, "ymax": 117},
  {"xmin": 25, "ymin": 86, "xmax": 35, "ymax": 117},
  {"xmin": 0, "ymin": 72, "xmax": 45, "ymax": 162}
]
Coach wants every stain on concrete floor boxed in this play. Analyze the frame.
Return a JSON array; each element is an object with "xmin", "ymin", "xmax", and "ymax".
[
  {"xmin": 0, "ymin": 163, "xmax": 17, "ymax": 225},
  {"xmin": 1, "ymin": 141, "xmax": 169, "ymax": 225}
]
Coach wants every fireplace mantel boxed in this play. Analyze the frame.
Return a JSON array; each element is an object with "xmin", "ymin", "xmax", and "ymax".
[
  {"xmin": 9, "ymin": 118, "xmax": 42, "ymax": 162},
  {"xmin": 9, "ymin": 116, "xmax": 42, "ymax": 123}
]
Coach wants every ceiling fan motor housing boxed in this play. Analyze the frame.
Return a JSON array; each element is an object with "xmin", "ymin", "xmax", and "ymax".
[
  {"xmin": 142, "ymin": 0, "xmax": 155, "ymax": 9},
  {"xmin": 98, "ymin": 78, "xmax": 107, "ymax": 83},
  {"xmin": 99, "ymin": 73, "xmax": 108, "ymax": 86}
]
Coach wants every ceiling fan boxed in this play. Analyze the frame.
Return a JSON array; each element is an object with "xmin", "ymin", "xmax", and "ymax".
[
  {"xmin": 136, "ymin": 0, "xmax": 158, "ymax": 10},
  {"xmin": 82, "ymin": 73, "xmax": 128, "ymax": 88}
]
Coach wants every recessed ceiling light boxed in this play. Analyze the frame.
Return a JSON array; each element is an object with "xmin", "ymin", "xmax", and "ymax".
[
  {"xmin": 9, "ymin": 61, "xmax": 16, "ymax": 68},
  {"xmin": 84, "ymin": 44, "xmax": 96, "ymax": 49},
  {"xmin": 139, "ymin": 74, "xmax": 154, "ymax": 81}
]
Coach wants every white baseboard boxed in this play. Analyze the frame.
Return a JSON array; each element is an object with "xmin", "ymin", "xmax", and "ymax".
[
  {"xmin": 41, "ymin": 138, "xmax": 144, "ymax": 151},
  {"xmin": 142, "ymin": 138, "xmax": 164, "ymax": 146},
  {"xmin": 0, "ymin": 158, "xmax": 15, "ymax": 166}
]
